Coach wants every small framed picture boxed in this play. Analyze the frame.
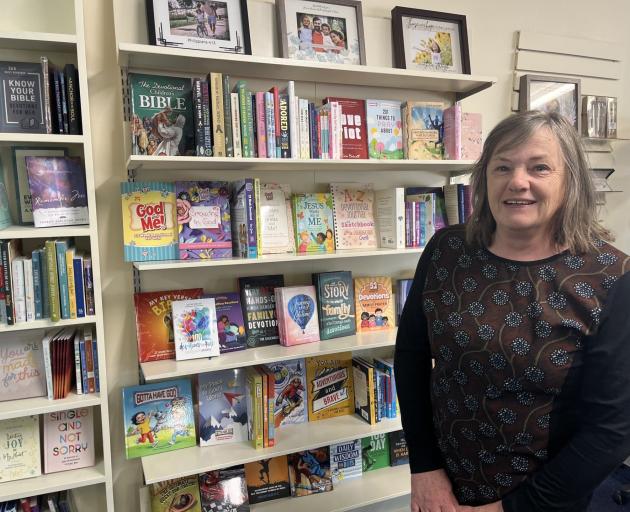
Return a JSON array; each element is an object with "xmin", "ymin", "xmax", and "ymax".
[
  {"xmin": 146, "ymin": 0, "xmax": 251, "ymax": 55},
  {"xmin": 277, "ymin": 0, "xmax": 366, "ymax": 65},
  {"xmin": 519, "ymin": 74, "xmax": 581, "ymax": 133},
  {"xmin": 391, "ymin": 7, "xmax": 470, "ymax": 74}
]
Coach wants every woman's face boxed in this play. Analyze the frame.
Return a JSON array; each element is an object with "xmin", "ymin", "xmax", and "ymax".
[{"xmin": 486, "ymin": 127, "xmax": 565, "ymax": 239}]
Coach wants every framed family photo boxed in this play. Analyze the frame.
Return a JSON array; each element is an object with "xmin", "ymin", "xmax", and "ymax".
[
  {"xmin": 146, "ymin": 0, "xmax": 251, "ymax": 54},
  {"xmin": 277, "ymin": 0, "xmax": 366, "ymax": 65},
  {"xmin": 519, "ymin": 74, "xmax": 581, "ymax": 133},
  {"xmin": 391, "ymin": 7, "xmax": 470, "ymax": 74}
]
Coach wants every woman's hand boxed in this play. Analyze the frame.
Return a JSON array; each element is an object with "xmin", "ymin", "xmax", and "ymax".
[
  {"xmin": 410, "ymin": 469, "xmax": 460, "ymax": 512},
  {"xmin": 459, "ymin": 502, "xmax": 504, "ymax": 511}
]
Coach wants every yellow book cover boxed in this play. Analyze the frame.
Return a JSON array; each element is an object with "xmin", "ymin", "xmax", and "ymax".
[
  {"xmin": 306, "ymin": 352, "xmax": 355, "ymax": 421},
  {"xmin": 210, "ymin": 72, "xmax": 226, "ymax": 157},
  {"xmin": 246, "ymin": 367, "xmax": 263, "ymax": 449},
  {"xmin": 0, "ymin": 415, "xmax": 41, "ymax": 483},
  {"xmin": 65, "ymin": 247, "xmax": 77, "ymax": 319},
  {"xmin": 150, "ymin": 475, "xmax": 202, "ymax": 512},
  {"xmin": 354, "ymin": 276, "xmax": 395, "ymax": 332},
  {"xmin": 402, "ymin": 101, "xmax": 444, "ymax": 160}
]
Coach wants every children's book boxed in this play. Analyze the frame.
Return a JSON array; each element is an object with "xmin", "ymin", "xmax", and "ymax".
[
  {"xmin": 256, "ymin": 183, "xmax": 294, "ymax": 255},
  {"xmin": 0, "ymin": 416, "xmax": 41, "ymax": 482},
  {"xmin": 172, "ymin": 297, "xmax": 219, "ymax": 360},
  {"xmin": 402, "ymin": 101, "xmax": 444, "ymax": 160},
  {"xmin": 366, "ymin": 99, "xmax": 403, "ymax": 159},
  {"xmin": 267, "ymin": 358, "xmax": 306, "ymax": 427},
  {"xmin": 43, "ymin": 408, "xmax": 95, "ymax": 473},
  {"xmin": 361, "ymin": 434, "xmax": 390, "ymax": 472},
  {"xmin": 330, "ymin": 439, "xmax": 362, "ymax": 483},
  {"xmin": 305, "ymin": 352, "xmax": 355, "ymax": 422},
  {"xmin": 198, "ymin": 369, "xmax": 248, "ymax": 447},
  {"xmin": 244, "ymin": 456, "xmax": 291, "ymax": 504},
  {"xmin": 324, "ymin": 97, "xmax": 368, "ymax": 159},
  {"xmin": 238, "ymin": 275, "xmax": 284, "ymax": 348},
  {"xmin": 312, "ymin": 271, "xmax": 355, "ymax": 340},
  {"xmin": 354, "ymin": 276, "xmax": 395, "ymax": 332},
  {"xmin": 330, "ymin": 183, "xmax": 377, "ymax": 251},
  {"xmin": 121, "ymin": 182, "xmax": 179, "ymax": 262},
  {"xmin": 122, "ymin": 379, "xmax": 196, "ymax": 459},
  {"xmin": 176, "ymin": 181, "xmax": 232, "ymax": 260},
  {"xmin": 352, "ymin": 357, "xmax": 377, "ymax": 425},
  {"xmin": 134, "ymin": 288, "xmax": 204, "ymax": 362},
  {"xmin": 230, "ymin": 179, "xmax": 257, "ymax": 259},
  {"xmin": 275, "ymin": 285, "xmax": 320, "ymax": 346},
  {"xmin": 388, "ymin": 430, "xmax": 409, "ymax": 466},
  {"xmin": 292, "ymin": 193, "xmax": 335, "ymax": 254},
  {"xmin": 150, "ymin": 476, "xmax": 202, "ymax": 512},
  {"xmin": 0, "ymin": 331, "xmax": 46, "ymax": 401},
  {"xmin": 206, "ymin": 292, "xmax": 246, "ymax": 353},
  {"xmin": 25, "ymin": 156, "xmax": 88, "ymax": 227},
  {"xmin": 199, "ymin": 466, "xmax": 249, "ymax": 512},
  {"xmin": 287, "ymin": 447, "xmax": 333, "ymax": 497}
]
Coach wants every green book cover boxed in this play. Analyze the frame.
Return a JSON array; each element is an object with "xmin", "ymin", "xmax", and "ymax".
[
  {"xmin": 312, "ymin": 271, "xmax": 355, "ymax": 340},
  {"xmin": 361, "ymin": 434, "xmax": 390, "ymax": 472},
  {"xmin": 235, "ymin": 81, "xmax": 250, "ymax": 157},
  {"xmin": 44, "ymin": 240, "xmax": 60, "ymax": 322}
]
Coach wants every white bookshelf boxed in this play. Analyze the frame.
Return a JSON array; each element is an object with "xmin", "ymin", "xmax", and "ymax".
[
  {"xmin": 0, "ymin": 224, "xmax": 91, "ymax": 239},
  {"xmin": 0, "ymin": 31, "xmax": 77, "ymax": 52},
  {"xmin": 0, "ymin": 392, "xmax": 101, "ymax": 421},
  {"xmin": 0, "ymin": 315, "xmax": 96, "ymax": 333},
  {"xmin": 0, "ymin": 133, "xmax": 84, "ymax": 144}
]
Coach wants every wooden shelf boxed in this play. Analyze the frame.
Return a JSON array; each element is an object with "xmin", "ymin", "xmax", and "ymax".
[
  {"xmin": 133, "ymin": 247, "xmax": 423, "ymax": 271},
  {"xmin": 141, "ymin": 328, "xmax": 397, "ymax": 382},
  {"xmin": 0, "ymin": 392, "xmax": 101, "ymax": 421},
  {"xmin": 0, "ymin": 316, "xmax": 96, "ymax": 333},
  {"xmin": 127, "ymin": 155, "xmax": 476, "ymax": 173},
  {"xmin": 118, "ymin": 43, "xmax": 496, "ymax": 99},
  {"xmin": 0, "ymin": 224, "xmax": 91, "ymax": 239},
  {"xmin": 0, "ymin": 133, "xmax": 84, "ymax": 144},
  {"xmin": 0, "ymin": 461, "xmax": 106, "ymax": 502},
  {"xmin": 142, "ymin": 415, "xmax": 401, "ymax": 484},
  {"xmin": 0, "ymin": 31, "xmax": 77, "ymax": 52}
]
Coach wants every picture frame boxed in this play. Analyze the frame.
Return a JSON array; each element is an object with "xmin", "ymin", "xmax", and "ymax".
[
  {"xmin": 11, "ymin": 146, "xmax": 68, "ymax": 224},
  {"xmin": 276, "ymin": 0, "xmax": 366, "ymax": 66},
  {"xmin": 519, "ymin": 74, "xmax": 581, "ymax": 134},
  {"xmin": 145, "ymin": 0, "xmax": 251, "ymax": 55},
  {"xmin": 391, "ymin": 7, "xmax": 470, "ymax": 74}
]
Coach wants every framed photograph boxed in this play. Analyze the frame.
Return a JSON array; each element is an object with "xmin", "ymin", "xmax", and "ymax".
[
  {"xmin": 391, "ymin": 7, "xmax": 470, "ymax": 74},
  {"xmin": 519, "ymin": 74, "xmax": 581, "ymax": 133},
  {"xmin": 146, "ymin": 0, "xmax": 251, "ymax": 55},
  {"xmin": 11, "ymin": 147, "xmax": 68, "ymax": 224},
  {"xmin": 277, "ymin": 0, "xmax": 366, "ymax": 65}
]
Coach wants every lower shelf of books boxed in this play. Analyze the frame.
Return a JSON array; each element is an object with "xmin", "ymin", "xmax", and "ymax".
[
  {"xmin": 0, "ymin": 460, "xmax": 106, "ymax": 502},
  {"xmin": 0, "ymin": 392, "xmax": 101, "ymax": 421},
  {"xmin": 141, "ymin": 416, "xmax": 402, "ymax": 485}
]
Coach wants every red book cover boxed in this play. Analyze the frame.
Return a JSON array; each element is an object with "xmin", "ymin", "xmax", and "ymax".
[
  {"xmin": 324, "ymin": 97, "xmax": 368, "ymax": 159},
  {"xmin": 134, "ymin": 288, "xmax": 203, "ymax": 362}
]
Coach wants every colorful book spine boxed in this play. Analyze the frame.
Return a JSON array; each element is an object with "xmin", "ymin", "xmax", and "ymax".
[
  {"xmin": 230, "ymin": 92, "xmax": 242, "ymax": 158},
  {"xmin": 236, "ymin": 82, "xmax": 250, "ymax": 157},
  {"xmin": 222, "ymin": 74, "xmax": 233, "ymax": 157},
  {"xmin": 268, "ymin": 86, "xmax": 281, "ymax": 154},
  {"xmin": 200, "ymin": 79, "xmax": 213, "ymax": 156},
  {"xmin": 41, "ymin": 246, "xmax": 50, "ymax": 319},
  {"xmin": 79, "ymin": 333, "xmax": 88, "ymax": 393},
  {"xmin": 93, "ymin": 339, "xmax": 99, "ymax": 392},
  {"xmin": 73, "ymin": 331, "xmax": 82, "ymax": 395},
  {"xmin": 83, "ymin": 257, "xmax": 95, "ymax": 316},
  {"xmin": 65, "ymin": 248, "xmax": 77, "ymax": 319},
  {"xmin": 53, "ymin": 70, "xmax": 64, "ymax": 134},
  {"xmin": 32, "ymin": 249, "xmax": 43, "ymax": 320},
  {"xmin": 246, "ymin": 368, "xmax": 263, "ymax": 449},
  {"xmin": 210, "ymin": 72, "xmax": 225, "ymax": 157},
  {"xmin": 443, "ymin": 103, "xmax": 462, "ymax": 160},
  {"xmin": 284, "ymin": 82, "xmax": 298, "ymax": 159},
  {"xmin": 73, "ymin": 255, "xmax": 85, "ymax": 317},
  {"xmin": 309, "ymin": 103, "xmax": 318, "ymax": 159},
  {"xmin": 42, "ymin": 331, "xmax": 55, "ymax": 399},
  {"xmin": 64, "ymin": 63, "xmax": 81, "ymax": 135},
  {"xmin": 23, "ymin": 258, "xmax": 34, "ymax": 322},
  {"xmin": 84, "ymin": 326, "xmax": 95, "ymax": 393},
  {"xmin": 278, "ymin": 94, "xmax": 290, "ymax": 158},
  {"xmin": 59, "ymin": 70, "xmax": 69, "ymax": 134},
  {"xmin": 255, "ymin": 92, "xmax": 267, "ymax": 159},
  {"xmin": 1, "ymin": 241, "xmax": 14, "ymax": 325},
  {"xmin": 11, "ymin": 258, "xmax": 26, "ymax": 323},
  {"xmin": 265, "ymin": 92, "xmax": 276, "ymax": 158},
  {"xmin": 55, "ymin": 240, "xmax": 70, "ymax": 320},
  {"xmin": 246, "ymin": 91, "xmax": 255, "ymax": 157},
  {"xmin": 193, "ymin": 79, "xmax": 205, "ymax": 157}
]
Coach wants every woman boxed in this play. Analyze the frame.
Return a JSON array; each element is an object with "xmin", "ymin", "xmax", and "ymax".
[{"xmin": 395, "ymin": 111, "xmax": 630, "ymax": 512}]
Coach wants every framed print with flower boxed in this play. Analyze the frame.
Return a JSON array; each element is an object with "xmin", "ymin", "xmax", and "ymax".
[
  {"xmin": 391, "ymin": 7, "xmax": 470, "ymax": 74},
  {"xmin": 519, "ymin": 74, "xmax": 581, "ymax": 133},
  {"xmin": 146, "ymin": 0, "xmax": 251, "ymax": 55},
  {"xmin": 276, "ymin": 0, "xmax": 366, "ymax": 65}
]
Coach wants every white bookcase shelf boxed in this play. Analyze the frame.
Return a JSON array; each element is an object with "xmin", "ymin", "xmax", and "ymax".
[
  {"xmin": 142, "ymin": 415, "xmax": 401, "ymax": 484},
  {"xmin": 0, "ymin": 315, "xmax": 96, "ymax": 333},
  {"xmin": 0, "ymin": 224, "xmax": 91, "ymax": 239},
  {"xmin": 0, "ymin": 31, "xmax": 77, "ymax": 52},
  {"xmin": 0, "ymin": 133, "xmax": 84, "ymax": 144},
  {"xmin": 0, "ymin": 393, "xmax": 101, "ymax": 421}
]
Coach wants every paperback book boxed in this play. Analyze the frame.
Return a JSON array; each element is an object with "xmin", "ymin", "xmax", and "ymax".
[
  {"xmin": 275, "ymin": 285, "xmax": 320, "ymax": 346},
  {"xmin": 230, "ymin": 179, "xmax": 257, "ymax": 259},
  {"xmin": 172, "ymin": 297, "xmax": 219, "ymax": 360},
  {"xmin": 43, "ymin": 408, "xmax": 95, "ymax": 473},
  {"xmin": 199, "ymin": 466, "xmax": 249, "ymax": 512},
  {"xmin": 268, "ymin": 358, "xmax": 307, "ymax": 427},
  {"xmin": 388, "ymin": 430, "xmax": 409, "ymax": 466},
  {"xmin": 0, "ymin": 61, "xmax": 45, "ymax": 133},
  {"xmin": 402, "ymin": 101, "xmax": 444, "ymax": 160},
  {"xmin": 292, "ymin": 193, "xmax": 335, "ymax": 254},
  {"xmin": 312, "ymin": 271, "xmax": 356, "ymax": 340},
  {"xmin": 256, "ymin": 182, "xmax": 294, "ymax": 256},
  {"xmin": 238, "ymin": 274, "xmax": 284, "ymax": 348},
  {"xmin": 206, "ymin": 292, "xmax": 246, "ymax": 353},
  {"xmin": 352, "ymin": 357, "xmax": 376, "ymax": 425},
  {"xmin": 324, "ymin": 97, "xmax": 368, "ymax": 159},
  {"xmin": 0, "ymin": 416, "xmax": 40, "ymax": 482},
  {"xmin": 305, "ymin": 352, "xmax": 355, "ymax": 422},
  {"xmin": 361, "ymin": 434, "xmax": 390, "ymax": 472},
  {"xmin": 354, "ymin": 276, "xmax": 395, "ymax": 332},
  {"xmin": 0, "ymin": 331, "xmax": 46, "ymax": 401},
  {"xmin": 150, "ymin": 476, "xmax": 202, "ymax": 512},
  {"xmin": 330, "ymin": 439, "xmax": 362, "ymax": 483},
  {"xmin": 330, "ymin": 183, "xmax": 377, "ymax": 250},
  {"xmin": 366, "ymin": 99, "xmax": 403, "ymax": 159},
  {"xmin": 287, "ymin": 447, "xmax": 333, "ymax": 497},
  {"xmin": 244, "ymin": 456, "xmax": 291, "ymax": 504}
]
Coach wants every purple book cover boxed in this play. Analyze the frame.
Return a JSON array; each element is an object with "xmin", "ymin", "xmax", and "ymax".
[
  {"xmin": 206, "ymin": 292, "xmax": 247, "ymax": 353},
  {"xmin": 25, "ymin": 156, "xmax": 88, "ymax": 228},
  {"xmin": 176, "ymin": 181, "xmax": 232, "ymax": 260}
]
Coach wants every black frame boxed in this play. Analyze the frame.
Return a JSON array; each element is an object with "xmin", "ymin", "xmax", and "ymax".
[{"xmin": 391, "ymin": 6, "xmax": 471, "ymax": 74}]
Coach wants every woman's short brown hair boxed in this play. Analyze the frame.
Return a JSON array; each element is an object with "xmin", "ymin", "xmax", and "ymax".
[{"xmin": 465, "ymin": 110, "xmax": 612, "ymax": 254}]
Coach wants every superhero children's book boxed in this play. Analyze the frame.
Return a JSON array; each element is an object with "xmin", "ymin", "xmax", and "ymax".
[
  {"xmin": 199, "ymin": 466, "xmax": 249, "ymax": 512},
  {"xmin": 287, "ymin": 447, "xmax": 333, "ymax": 497},
  {"xmin": 305, "ymin": 352, "xmax": 355, "ymax": 422},
  {"xmin": 150, "ymin": 475, "xmax": 202, "ymax": 512},
  {"xmin": 267, "ymin": 358, "xmax": 307, "ymax": 428},
  {"xmin": 122, "ymin": 379, "xmax": 196, "ymax": 459},
  {"xmin": 244, "ymin": 456, "xmax": 290, "ymax": 504}
]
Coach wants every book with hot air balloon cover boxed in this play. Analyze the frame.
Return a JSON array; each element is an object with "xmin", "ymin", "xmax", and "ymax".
[{"xmin": 275, "ymin": 286, "xmax": 320, "ymax": 346}]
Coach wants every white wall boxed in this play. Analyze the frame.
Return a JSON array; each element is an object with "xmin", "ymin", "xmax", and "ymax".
[{"xmin": 79, "ymin": 0, "xmax": 630, "ymax": 510}]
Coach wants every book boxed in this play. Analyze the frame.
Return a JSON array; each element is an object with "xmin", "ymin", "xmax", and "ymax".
[
  {"xmin": 206, "ymin": 292, "xmax": 246, "ymax": 353},
  {"xmin": 330, "ymin": 183, "xmax": 377, "ymax": 250},
  {"xmin": 444, "ymin": 105, "xmax": 482, "ymax": 161},
  {"xmin": 244, "ymin": 367, "xmax": 263, "ymax": 449},
  {"xmin": 24, "ymin": 156, "xmax": 88, "ymax": 228},
  {"xmin": 230, "ymin": 92, "xmax": 242, "ymax": 158},
  {"xmin": 63, "ymin": 64, "xmax": 81, "ymax": 135},
  {"xmin": 388, "ymin": 430, "xmax": 409, "ymax": 466},
  {"xmin": 275, "ymin": 285, "xmax": 320, "ymax": 346},
  {"xmin": 256, "ymin": 183, "xmax": 294, "ymax": 255},
  {"xmin": 59, "ymin": 70, "xmax": 69, "ymax": 134},
  {"xmin": 305, "ymin": 353, "xmax": 354, "ymax": 421},
  {"xmin": 374, "ymin": 188, "xmax": 405, "ymax": 249},
  {"xmin": 43, "ymin": 408, "xmax": 95, "ymax": 473},
  {"xmin": 11, "ymin": 257, "xmax": 26, "ymax": 323},
  {"xmin": 0, "ymin": 62, "xmax": 46, "ymax": 133},
  {"xmin": 54, "ymin": 239, "xmax": 71, "ymax": 320},
  {"xmin": 235, "ymin": 82, "xmax": 251, "ymax": 157},
  {"xmin": 209, "ymin": 72, "xmax": 226, "ymax": 157},
  {"xmin": 324, "ymin": 97, "xmax": 368, "ymax": 159},
  {"xmin": 129, "ymin": 73, "xmax": 194, "ymax": 156},
  {"xmin": 292, "ymin": 193, "xmax": 335, "ymax": 254},
  {"xmin": 222, "ymin": 75, "xmax": 233, "ymax": 158},
  {"xmin": 199, "ymin": 466, "xmax": 249, "ymax": 512},
  {"xmin": 352, "ymin": 357, "xmax": 377, "ymax": 425},
  {"xmin": 244, "ymin": 456, "xmax": 290, "ymax": 504},
  {"xmin": 361, "ymin": 434, "xmax": 390, "ymax": 472},
  {"xmin": 198, "ymin": 369, "xmax": 248, "ymax": 447},
  {"xmin": 192, "ymin": 79, "xmax": 211, "ymax": 157},
  {"xmin": 287, "ymin": 447, "xmax": 333, "ymax": 497},
  {"xmin": 150, "ymin": 476, "xmax": 202, "ymax": 512},
  {"xmin": 0, "ymin": 416, "xmax": 41, "ymax": 482},
  {"xmin": 121, "ymin": 181, "xmax": 178, "ymax": 262},
  {"xmin": 172, "ymin": 297, "xmax": 219, "ymax": 360},
  {"xmin": 176, "ymin": 181, "xmax": 232, "ymax": 260},
  {"xmin": 354, "ymin": 276, "xmax": 395, "ymax": 331},
  {"xmin": 402, "ymin": 101, "xmax": 444, "ymax": 160},
  {"xmin": 267, "ymin": 358, "xmax": 307, "ymax": 427},
  {"xmin": 312, "ymin": 271, "xmax": 356, "ymax": 340},
  {"xmin": 396, "ymin": 279, "xmax": 413, "ymax": 324},
  {"xmin": 366, "ymin": 99, "xmax": 403, "ymax": 159},
  {"xmin": 122, "ymin": 379, "xmax": 196, "ymax": 459},
  {"xmin": 0, "ymin": 331, "xmax": 46, "ymax": 401},
  {"xmin": 238, "ymin": 275, "xmax": 284, "ymax": 348},
  {"xmin": 330, "ymin": 439, "xmax": 362, "ymax": 483},
  {"xmin": 230, "ymin": 179, "xmax": 257, "ymax": 259}
]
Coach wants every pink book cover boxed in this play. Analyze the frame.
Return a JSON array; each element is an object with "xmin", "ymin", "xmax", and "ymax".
[
  {"xmin": 256, "ymin": 92, "xmax": 267, "ymax": 159},
  {"xmin": 461, "ymin": 113, "xmax": 482, "ymax": 161},
  {"xmin": 43, "ymin": 407, "xmax": 95, "ymax": 473},
  {"xmin": 276, "ymin": 286, "xmax": 320, "ymax": 346},
  {"xmin": 443, "ymin": 104, "xmax": 462, "ymax": 160}
]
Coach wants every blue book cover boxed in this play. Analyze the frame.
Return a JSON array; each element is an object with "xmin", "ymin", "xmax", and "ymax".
[
  {"xmin": 55, "ymin": 239, "xmax": 70, "ymax": 319},
  {"xmin": 41, "ymin": 246, "xmax": 50, "ymax": 319},
  {"xmin": 73, "ymin": 254, "xmax": 85, "ymax": 317},
  {"xmin": 32, "ymin": 248, "xmax": 43, "ymax": 319}
]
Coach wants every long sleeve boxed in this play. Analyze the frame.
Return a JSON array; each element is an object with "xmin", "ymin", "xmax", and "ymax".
[
  {"xmin": 503, "ymin": 271, "xmax": 630, "ymax": 511},
  {"xmin": 394, "ymin": 236, "xmax": 443, "ymax": 473}
]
